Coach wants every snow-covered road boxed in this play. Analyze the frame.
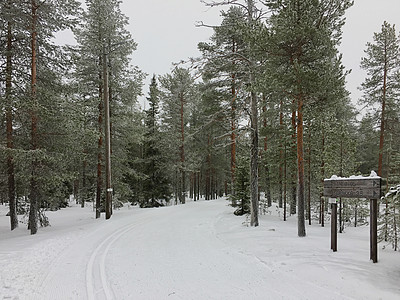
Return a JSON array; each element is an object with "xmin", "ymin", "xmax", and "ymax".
[{"xmin": 1, "ymin": 199, "xmax": 400, "ymax": 299}]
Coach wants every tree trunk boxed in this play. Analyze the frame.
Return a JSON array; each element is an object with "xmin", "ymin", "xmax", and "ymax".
[
  {"xmin": 199, "ymin": 172, "xmax": 202, "ymax": 200},
  {"xmin": 179, "ymin": 93, "xmax": 185, "ymax": 204},
  {"xmin": 262, "ymin": 103, "xmax": 271, "ymax": 207},
  {"xmin": 96, "ymin": 66, "xmax": 103, "ymax": 219},
  {"xmin": 82, "ymin": 150, "xmax": 87, "ymax": 208},
  {"xmin": 29, "ymin": 0, "xmax": 39, "ymax": 235},
  {"xmin": 247, "ymin": 0, "xmax": 259, "ymax": 227},
  {"xmin": 279, "ymin": 101, "xmax": 284, "ymax": 209},
  {"xmin": 291, "ymin": 104, "xmax": 297, "ymax": 215},
  {"xmin": 339, "ymin": 137, "xmax": 343, "ymax": 233},
  {"xmin": 378, "ymin": 41, "xmax": 388, "ymax": 177},
  {"xmin": 250, "ymin": 87, "xmax": 259, "ymax": 227},
  {"xmin": 297, "ymin": 96, "xmax": 306, "ymax": 237},
  {"xmin": 103, "ymin": 51, "xmax": 112, "ymax": 219},
  {"xmin": 307, "ymin": 130, "xmax": 311, "ymax": 226},
  {"xmin": 6, "ymin": 16, "xmax": 18, "ymax": 231},
  {"xmin": 230, "ymin": 39, "xmax": 237, "ymax": 198},
  {"xmin": 320, "ymin": 130, "xmax": 325, "ymax": 227},
  {"xmin": 284, "ymin": 142, "xmax": 287, "ymax": 221}
]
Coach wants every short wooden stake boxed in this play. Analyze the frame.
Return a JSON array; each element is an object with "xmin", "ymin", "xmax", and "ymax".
[
  {"xmin": 331, "ymin": 202, "xmax": 337, "ymax": 252},
  {"xmin": 370, "ymin": 198, "xmax": 378, "ymax": 263}
]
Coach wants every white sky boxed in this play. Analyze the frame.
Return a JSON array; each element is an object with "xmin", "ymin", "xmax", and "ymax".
[
  {"xmin": 122, "ymin": 0, "xmax": 400, "ymax": 110},
  {"xmin": 60, "ymin": 0, "xmax": 400, "ymax": 109},
  {"xmin": 340, "ymin": 0, "xmax": 400, "ymax": 112}
]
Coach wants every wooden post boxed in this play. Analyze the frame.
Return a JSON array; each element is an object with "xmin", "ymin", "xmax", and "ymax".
[
  {"xmin": 370, "ymin": 198, "xmax": 378, "ymax": 263},
  {"xmin": 330, "ymin": 198, "xmax": 337, "ymax": 252}
]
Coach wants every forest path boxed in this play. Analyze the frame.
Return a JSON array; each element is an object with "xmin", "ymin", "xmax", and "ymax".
[
  {"xmin": 2, "ymin": 199, "xmax": 400, "ymax": 299},
  {"xmin": 2, "ymin": 199, "xmax": 307, "ymax": 300}
]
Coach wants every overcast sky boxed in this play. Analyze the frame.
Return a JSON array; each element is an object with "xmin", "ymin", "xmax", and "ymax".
[{"xmin": 80, "ymin": 0, "xmax": 400, "ymax": 109}]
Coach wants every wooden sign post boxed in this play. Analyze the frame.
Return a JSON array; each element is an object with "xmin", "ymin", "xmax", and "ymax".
[
  {"xmin": 324, "ymin": 176, "xmax": 381, "ymax": 263},
  {"xmin": 329, "ymin": 198, "xmax": 337, "ymax": 252}
]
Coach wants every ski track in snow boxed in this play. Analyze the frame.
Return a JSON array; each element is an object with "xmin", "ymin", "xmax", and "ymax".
[{"xmin": 86, "ymin": 213, "xmax": 153, "ymax": 300}]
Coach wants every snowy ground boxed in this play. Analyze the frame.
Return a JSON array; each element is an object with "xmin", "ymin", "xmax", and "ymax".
[{"xmin": 1, "ymin": 198, "xmax": 400, "ymax": 300}]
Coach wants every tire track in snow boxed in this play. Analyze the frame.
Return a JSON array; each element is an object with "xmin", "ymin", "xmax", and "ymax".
[{"xmin": 86, "ymin": 213, "xmax": 153, "ymax": 300}]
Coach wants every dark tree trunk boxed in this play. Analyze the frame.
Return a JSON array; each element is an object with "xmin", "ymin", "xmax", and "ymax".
[
  {"xmin": 102, "ymin": 52, "xmax": 112, "ymax": 220},
  {"xmin": 29, "ymin": 0, "xmax": 39, "ymax": 235},
  {"xmin": 339, "ymin": 138, "xmax": 343, "ymax": 233},
  {"xmin": 247, "ymin": 0, "xmax": 259, "ymax": 227},
  {"xmin": 307, "ymin": 130, "xmax": 311, "ymax": 225},
  {"xmin": 262, "ymin": 103, "xmax": 271, "ymax": 207},
  {"xmin": 96, "ymin": 67, "xmax": 103, "ymax": 219},
  {"xmin": 179, "ymin": 93, "xmax": 185, "ymax": 204},
  {"xmin": 320, "ymin": 130, "xmax": 325, "ymax": 227},
  {"xmin": 291, "ymin": 104, "xmax": 297, "ymax": 215},
  {"xmin": 6, "ymin": 16, "xmax": 18, "ymax": 230},
  {"xmin": 279, "ymin": 101, "xmax": 284, "ymax": 209},
  {"xmin": 378, "ymin": 41, "xmax": 388, "ymax": 177},
  {"xmin": 82, "ymin": 151, "xmax": 87, "ymax": 208},
  {"xmin": 284, "ymin": 142, "xmax": 287, "ymax": 221},
  {"xmin": 230, "ymin": 39, "xmax": 237, "ymax": 198},
  {"xmin": 297, "ymin": 97, "xmax": 306, "ymax": 237},
  {"xmin": 250, "ymin": 89, "xmax": 259, "ymax": 227}
]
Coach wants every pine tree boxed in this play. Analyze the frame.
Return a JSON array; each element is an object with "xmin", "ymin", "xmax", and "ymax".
[
  {"xmin": 198, "ymin": 6, "xmax": 248, "ymax": 198},
  {"xmin": 0, "ymin": 0, "xmax": 23, "ymax": 230},
  {"xmin": 74, "ymin": 0, "xmax": 142, "ymax": 217},
  {"xmin": 159, "ymin": 68, "xmax": 196, "ymax": 204},
  {"xmin": 22, "ymin": 0, "xmax": 80, "ymax": 234},
  {"xmin": 264, "ymin": 0, "xmax": 353, "ymax": 237},
  {"xmin": 201, "ymin": 0, "xmax": 262, "ymax": 226},
  {"xmin": 360, "ymin": 21, "xmax": 400, "ymax": 178}
]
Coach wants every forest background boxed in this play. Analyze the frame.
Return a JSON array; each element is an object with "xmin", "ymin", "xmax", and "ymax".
[{"xmin": 1, "ymin": 0, "xmax": 400, "ymax": 250}]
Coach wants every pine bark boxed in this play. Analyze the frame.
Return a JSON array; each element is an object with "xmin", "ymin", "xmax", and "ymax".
[
  {"xmin": 29, "ymin": 0, "xmax": 39, "ymax": 235},
  {"xmin": 283, "ymin": 142, "xmax": 287, "ymax": 222},
  {"xmin": 179, "ymin": 93, "xmax": 186, "ymax": 204},
  {"xmin": 291, "ymin": 104, "xmax": 297, "ymax": 215},
  {"xmin": 103, "ymin": 52, "xmax": 112, "ymax": 219},
  {"xmin": 320, "ymin": 131, "xmax": 325, "ymax": 227},
  {"xmin": 297, "ymin": 96, "xmax": 306, "ymax": 237},
  {"xmin": 378, "ymin": 40, "xmax": 388, "ymax": 177},
  {"xmin": 262, "ymin": 104, "xmax": 271, "ymax": 207},
  {"xmin": 307, "ymin": 130, "xmax": 311, "ymax": 226},
  {"xmin": 278, "ymin": 101, "xmax": 284, "ymax": 209},
  {"xmin": 96, "ymin": 67, "xmax": 103, "ymax": 219},
  {"xmin": 230, "ymin": 39, "xmax": 237, "ymax": 198},
  {"xmin": 250, "ymin": 86, "xmax": 259, "ymax": 227},
  {"xmin": 6, "ymin": 16, "xmax": 18, "ymax": 230},
  {"xmin": 82, "ymin": 150, "xmax": 87, "ymax": 208},
  {"xmin": 247, "ymin": 0, "xmax": 259, "ymax": 227}
]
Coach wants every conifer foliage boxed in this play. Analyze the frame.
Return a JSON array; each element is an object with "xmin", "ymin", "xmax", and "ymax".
[{"xmin": 142, "ymin": 76, "xmax": 171, "ymax": 206}]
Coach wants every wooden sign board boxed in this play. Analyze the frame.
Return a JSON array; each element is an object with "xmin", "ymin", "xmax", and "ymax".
[
  {"xmin": 324, "ymin": 175, "xmax": 382, "ymax": 263},
  {"xmin": 323, "ymin": 178, "xmax": 381, "ymax": 199}
]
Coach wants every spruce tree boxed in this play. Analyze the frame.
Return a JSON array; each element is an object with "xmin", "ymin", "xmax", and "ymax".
[{"xmin": 142, "ymin": 75, "xmax": 171, "ymax": 206}]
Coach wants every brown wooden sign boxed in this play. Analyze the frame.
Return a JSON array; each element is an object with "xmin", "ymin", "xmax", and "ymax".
[
  {"xmin": 324, "ymin": 176, "xmax": 382, "ymax": 263},
  {"xmin": 323, "ymin": 178, "xmax": 381, "ymax": 199}
]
